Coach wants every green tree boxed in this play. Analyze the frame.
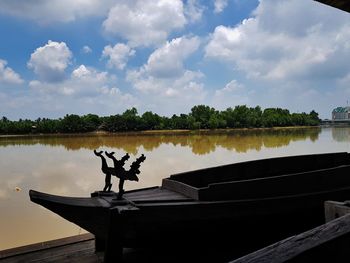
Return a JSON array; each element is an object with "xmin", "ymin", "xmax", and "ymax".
[
  {"xmin": 141, "ymin": 111, "xmax": 162, "ymax": 130},
  {"xmin": 121, "ymin": 107, "xmax": 142, "ymax": 131},
  {"xmin": 208, "ymin": 111, "xmax": 227, "ymax": 129},
  {"xmin": 82, "ymin": 114, "xmax": 101, "ymax": 132},
  {"xmin": 262, "ymin": 108, "xmax": 291, "ymax": 127},
  {"xmin": 308, "ymin": 110, "xmax": 320, "ymax": 125},
  {"xmin": 36, "ymin": 118, "xmax": 60, "ymax": 133},
  {"xmin": 60, "ymin": 114, "xmax": 84, "ymax": 133},
  {"xmin": 103, "ymin": 114, "xmax": 125, "ymax": 132},
  {"xmin": 0, "ymin": 106, "xmax": 321, "ymax": 134},
  {"xmin": 170, "ymin": 114, "xmax": 189, "ymax": 129},
  {"xmin": 190, "ymin": 105, "xmax": 216, "ymax": 129}
]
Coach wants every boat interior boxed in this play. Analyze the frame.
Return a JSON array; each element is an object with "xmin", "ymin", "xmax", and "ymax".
[{"xmin": 162, "ymin": 152, "xmax": 350, "ymax": 200}]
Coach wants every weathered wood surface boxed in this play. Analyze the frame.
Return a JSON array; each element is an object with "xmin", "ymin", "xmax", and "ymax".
[
  {"xmin": 0, "ymin": 234, "xmax": 101, "ymax": 263},
  {"xmin": 123, "ymin": 186, "xmax": 192, "ymax": 202},
  {"xmin": 230, "ymin": 212, "xmax": 350, "ymax": 263},
  {"xmin": 325, "ymin": 200, "xmax": 350, "ymax": 222}
]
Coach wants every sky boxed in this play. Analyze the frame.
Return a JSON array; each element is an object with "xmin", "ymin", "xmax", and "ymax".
[{"xmin": 0, "ymin": 0, "xmax": 350, "ymax": 120}]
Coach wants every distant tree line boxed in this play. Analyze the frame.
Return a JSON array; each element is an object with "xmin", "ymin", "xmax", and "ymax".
[{"xmin": 0, "ymin": 105, "xmax": 320, "ymax": 135}]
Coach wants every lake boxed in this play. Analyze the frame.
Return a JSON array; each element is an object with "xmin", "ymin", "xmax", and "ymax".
[{"xmin": 0, "ymin": 127, "xmax": 349, "ymax": 250}]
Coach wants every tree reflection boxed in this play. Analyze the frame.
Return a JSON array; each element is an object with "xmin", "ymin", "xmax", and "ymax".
[{"xmin": 0, "ymin": 128, "xmax": 321, "ymax": 155}]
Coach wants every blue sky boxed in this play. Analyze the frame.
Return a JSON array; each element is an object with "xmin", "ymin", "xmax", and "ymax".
[{"xmin": 0, "ymin": 0, "xmax": 349, "ymax": 120}]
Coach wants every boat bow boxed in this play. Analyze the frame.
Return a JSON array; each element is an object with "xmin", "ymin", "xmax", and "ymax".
[{"xmin": 29, "ymin": 190, "xmax": 112, "ymax": 238}]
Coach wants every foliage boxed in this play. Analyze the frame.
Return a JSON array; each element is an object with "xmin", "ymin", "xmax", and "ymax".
[{"xmin": 0, "ymin": 105, "xmax": 321, "ymax": 134}]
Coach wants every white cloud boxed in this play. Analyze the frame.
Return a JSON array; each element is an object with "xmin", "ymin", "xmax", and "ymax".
[
  {"xmin": 28, "ymin": 40, "xmax": 72, "ymax": 82},
  {"xmin": 184, "ymin": 0, "xmax": 204, "ymax": 22},
  {"xmin": 0, "ymin": 0, "xmax": 115, "ymax": 24},
  {"xmin": 0, "ymin": 59, "xmax": 23, "ymax": 84},
  {"xmin": 204, "ymin": 0, "xmax": 350, "ymax": 118},
  {"xmin": 205, "ymin": 25, "xmax": 241, "ymax": 57},
  {"xmin": 125, "ymin": 36, "xmax": 203, "ymax": 111},
  {"xmin": 81, "ymin": 45, "xmax": 92, "ymax": 54},
  {"xmin": 127, "ymin": 69, "xmax": 206, "ymax": 115},
  {"xmin": 212, "ymin": 80, "xmax": 251, "ymax": 109},
  {"xmin": 71, "ymin": 64, "xmax": 93, "ymax": 79},
  {"xmin": 103, "ymin": 0, "xmax": 187, "ymax": 47},
  {"xmin": 205, "ymin": 0, "xmax": 350, "ymax": 81},
  {"xmin": 30, "ymin": 65, "xmax": 112, "ymax": 96},
  {"xmin": 214, "ymin": 0, "xmax": 228, "ymax": 14},
  {"xmin": 102, "ymin": 43, "xmax": 135, "ymax": 70},
  {"xmin": 144, "ymin": 36, "xmax": 200, "ymax": 78},
  {"xmin": 25, "ymin": 64, "xmax": 138, "ymax": 117},
  {"xmin": 125, "ymin": 35, "xmax": 201, "ymax": 96},
  {"xmin": 215, "ymin": 79, "xmax": 244, "ymax": 96},
  {"xmin": 127, "ymin": 37, "xmax": 202, "ymax": 110},
  {"xmin": 126, "ymin": 35, "xmax": 205, "ymax": 112}
]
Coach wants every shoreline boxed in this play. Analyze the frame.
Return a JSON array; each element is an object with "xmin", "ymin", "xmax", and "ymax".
[{"xmin": 0, "ymin": 126, "xmax": 322, "ymax": 138}]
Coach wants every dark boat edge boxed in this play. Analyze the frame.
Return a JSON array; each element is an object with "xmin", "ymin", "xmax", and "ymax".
[
  {"xmin": 230, "ymin": 212, "xmax": 350, "ymax": 263},
  {"xmin": 29, "ymin": 189, "xmax": 110, "ymax": 208}
]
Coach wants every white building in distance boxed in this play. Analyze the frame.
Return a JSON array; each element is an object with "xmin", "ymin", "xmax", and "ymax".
[{"xmin": 332, "ymin": 107, "xmax": 350, "ymax": 121}]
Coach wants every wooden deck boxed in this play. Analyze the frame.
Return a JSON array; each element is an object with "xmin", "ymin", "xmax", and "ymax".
[
  {"xmin": 0, "ymin": 233, "xmax": 236, "ymax": 263},
  {"xmin": 0, "ymin": 234, "xmax": 102, "ymax": 263}
]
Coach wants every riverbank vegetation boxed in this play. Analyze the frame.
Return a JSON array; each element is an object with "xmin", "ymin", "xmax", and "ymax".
[{"xmin": 0, "ymin": 105, "xmax": 320, "ymax": 134}]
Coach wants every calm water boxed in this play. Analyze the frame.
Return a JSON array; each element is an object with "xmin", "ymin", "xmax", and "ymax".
[{"xmin": 0, "ymin": 127, "xmax": 349, "ymax": 250}]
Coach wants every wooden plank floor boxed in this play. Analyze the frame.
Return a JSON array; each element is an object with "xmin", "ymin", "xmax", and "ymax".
[
  {"xmin": 0, "ymin": 233, "xmax": 238, "ymax": 263},
  {"xmin": 0, "ymin": 234, "xmax": 103, "ymax": 263}
]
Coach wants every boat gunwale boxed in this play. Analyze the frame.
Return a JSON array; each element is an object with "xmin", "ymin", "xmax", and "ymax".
[
  {"xmin": 31, "ymin": 183, "xmax": 350, "ymax": 209},
  {"xmin": 163, "ymin": 163, "xmax": 350, "ymax": 191},
  {"xmin": 162, "ymin": 162, "xmax": 350, "ymax": 200},
  {"xmin": 167, "ymin": 151, "xmax": 350, "ymax": 180},
  {"xmin": 132, "ymin": 185, "xmax": 350, "ymax": 209},
  {"xmin": 208, "ymin": 163, "xmax": 350, "ymax": 187},
  {"xmin": 29, "ymin": 189, "xmax": 111, "ymax": 208}
]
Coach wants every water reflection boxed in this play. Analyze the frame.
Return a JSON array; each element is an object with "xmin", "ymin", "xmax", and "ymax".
[
  {"xmin": 0, "ymin": 127, "xmax": 321, "ymax": 155},
  {"xmin": 1, "ymin": 127, "xmax": 339, "ymax": 251},
  {"xmin": 332, "ymin": 127, "xmax": 350, "ymax": 142}
]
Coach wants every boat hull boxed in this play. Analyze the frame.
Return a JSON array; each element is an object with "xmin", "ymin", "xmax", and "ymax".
[
  {"xmin": 29, "ymin": 190, "xmax": 111, "ymax": 239},
  {"xmin": 29, "ymin": 185, "xmax": 350, "ymax": 257}
]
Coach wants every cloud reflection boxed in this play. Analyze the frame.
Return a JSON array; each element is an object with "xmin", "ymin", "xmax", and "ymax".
[{"xmin": 0, "ymin": 189, "xmax": 8, "ymax": 199}]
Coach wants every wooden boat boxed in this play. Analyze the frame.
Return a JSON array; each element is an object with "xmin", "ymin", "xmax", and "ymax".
[{"xmin": 29, "ymin": 152, "xmax": 350, "ymax": 262}]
